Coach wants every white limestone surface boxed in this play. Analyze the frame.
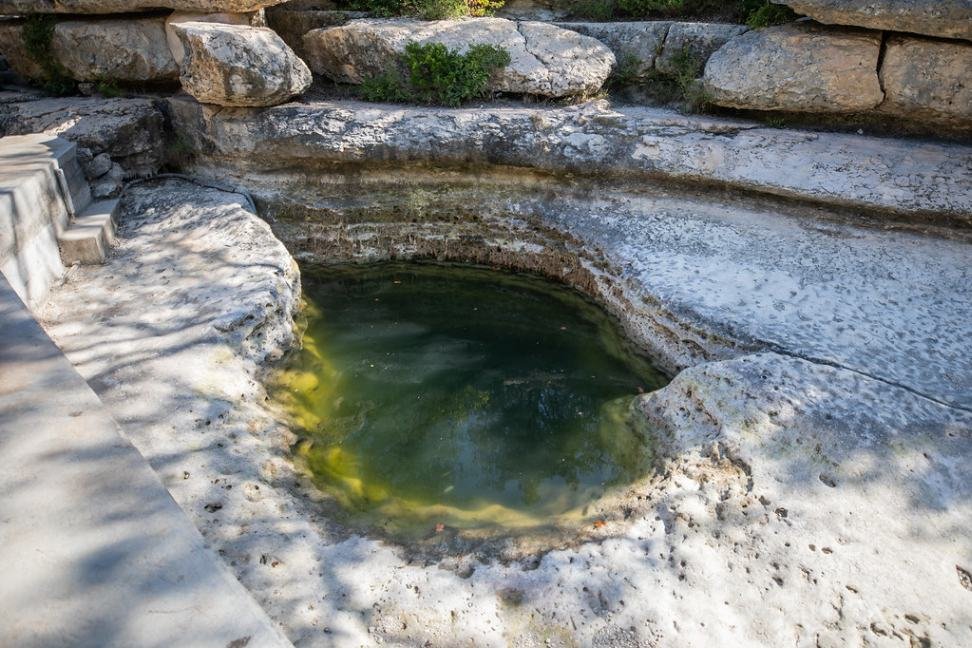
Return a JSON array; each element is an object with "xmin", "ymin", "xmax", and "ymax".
[{"xmin": 36, "ymin": 180, "xmax": 972, "ymax": 648}]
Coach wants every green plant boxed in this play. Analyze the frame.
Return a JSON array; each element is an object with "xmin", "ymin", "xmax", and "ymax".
[
  {"xmin": 415, "ymin": 0, "xmax": 466, "ymax": 19},
  {"xmin": 94, "ymin": 79, "xmax": 122, "ymax": 98},
  {"xmin": 630, "ymin": 46, "xmax": 710, "ymax": 113},
  {"xmin": 570, "ymin": 0, "xmax": 616, "ymax": 20},
  {"xmin": 335, "ymin": 0, "xmax": 503, "ymax": 17},
  {"xmin": 21, "ymin": 15, "xmax": 75, "ymax": 95},
  {"xmin": 360, "ymin": 70, "xmax": 413, "ymax": 103},
  {"xmin": 607, "ymin": 53, "xmax": 643, "ymax": 90},
  {"xmin": 406, "ymin": 42, "xmax": 510, "ymax": 105},
  {"xmin": 745, "ymin": 2, "xmax": 797, "ymax": 28},
  {"xmin": 360, "ymin": 42, "xmax": 510, "ymax": 107},
  {"xmin": 617, "ymin": 0, "xmax": 683, "ymax": 16}
]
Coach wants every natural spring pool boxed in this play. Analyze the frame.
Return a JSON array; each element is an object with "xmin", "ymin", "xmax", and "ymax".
[{"xmin": 273, "ymin": 263, "xmax": 669, "ymax": 539}]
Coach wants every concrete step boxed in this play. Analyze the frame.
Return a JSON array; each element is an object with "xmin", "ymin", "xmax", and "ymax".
[{"xmin": 57, "ymin": 198, "xmax": 118, "ymax": 265}]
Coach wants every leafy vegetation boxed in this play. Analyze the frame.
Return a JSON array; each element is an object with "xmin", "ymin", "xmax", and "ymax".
[
  {"xmin": 360, "ymin": 42, "xmax": 511, "ymax": 107},
  {"xmin": 21, "ymin": 16, "xmax": 75, "ymax": 95},
  {"xmin": 649, "ymin": 46, "xmax": 711, "ymax": 112},
  {"xmin": 744, "ymin": 2, "xmax": 797, "ymax": 28},
  {"xmin": 570, "ymin": 0, "xmax": 797, "ymax": 25},
  {"xmin": 337, "ymin": 0, "xmax": 503, "ymax": 19}
]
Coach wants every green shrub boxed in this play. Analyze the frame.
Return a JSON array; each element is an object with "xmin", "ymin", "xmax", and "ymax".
[
  {"xmin": 335, "ymin": 0, "xmax": 503, "ymax": 18},
  {"xmin": 360, "ymin": 70, "xmax": 412, "ymax": 103},
  {"xmin": 745, "ymin": 2, "xmax": 797, "ymax": 28},
  {"xmin": 21, "ymin": 15, "xmax": 75, "ymax": 95},
  {"xmin": 570, "ymin": 0, "xmax": 617, "ymax": 20},
  {"xmin": 359, "ymin": 42, "xmax": 510, "ymax": 107},
  {"xmin": 415, "ymin": 0, "xmax": 467, "ymax": 19},
  {"xmin": 616, "ymin": 0, "xmax": 683, "ymax": 16},
  {"xmin": 405, "ymin": 42, "xmax": 510, "ymax": 106}
]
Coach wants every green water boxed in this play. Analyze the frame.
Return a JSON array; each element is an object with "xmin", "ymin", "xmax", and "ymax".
[{"xmin": 274, "ymin": 263, "xmax": 669, "ymax": 537}]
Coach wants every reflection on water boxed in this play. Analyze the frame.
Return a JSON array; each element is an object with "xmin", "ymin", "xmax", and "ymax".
[{"xmin": 273, "ymin": 263, "xmax": 669, "ymax": 538}]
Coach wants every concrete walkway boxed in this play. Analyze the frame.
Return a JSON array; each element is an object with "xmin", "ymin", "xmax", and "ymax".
[{"xmin": 0, "ymin": 276, "xmax": 292, "ymax": 648}]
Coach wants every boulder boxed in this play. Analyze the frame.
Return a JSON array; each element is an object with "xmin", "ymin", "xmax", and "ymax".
[
  {"xmin": 0, "ymin": 20, "xmax": 44, "ymax": 81},
  {"xmin": 656, "ymin": 22, "xmax": 748, "ymax": 75},
  {"xmin": 555, "ymin": 22, "xmax": 669, "ymax": 79},
  {"xmin": 165, "ymin": 11, "xmax": 264, "ymax": 65},
  {"xmin": 171, "ymin": 21, "xmax": 311, "ymax": 107},
  {"xmin": 303, "ymin": 18, "xmax": 616, "ymax": 98},
  {"xmin": 771, "ymin": 0, "xmax": 972, "ymax": 42},
  {"xmin": 879, "ymin": 36, "xmax": 972, "ymax": 126},
  {"xmin": 0, "ymin": 1, "xmax": 288, "ymax": 13},
  {"xmin": 52, "ymin": 18, "xmax": 178, "ymax": 83},
  {"xmin": 703, "ymin": 22, "xmax": 883, "ymax": 113}
]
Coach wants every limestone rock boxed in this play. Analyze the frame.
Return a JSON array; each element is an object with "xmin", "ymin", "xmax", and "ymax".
[
  {"xmin": 165, "ymin": 11, "xmax": 264, "ymax": 65},
  {"xmin": 772, "ymin": 0, "xmax": 972, "ymax": 42},
  {"xmin": 0, "ymin": 96, "xmax": 164, "ymax": 175},
  {"xmin": 555, "ymin": 21, "xmax": 670, "ymax": 79},
  {"xmin": 165, "ymin": 96, "xmax": 972, "ymax": 223},
  {"xmin": 53, "ymin": 18, "xmax": 178, "ymax": 83},
  {"xmin": 656, "ymin": 22, "xmax": 748, "ymax": 75},
  {"xmin": 265, "ymin": 5, "xmax": 366, "ymax": 60},
  {"xmin": 879, "ymin": 36, "xmax": 972, "ymax": 126},
  {"xmin": 0, "ymin": 20, "xmax": 44, "ymax": 81},
  {"xmin": 303, "ymin": 18, "xmax": 615, "ymax": 98},
  {"xmin": 703, "ymin": 22, "xmax": 883, "ymax": 113},
  {"xmin": 171, "ymin": 21, "xmax": 311, "ymax": 107},
  {"xmin": 0, "ymin": 1, "xmax": 288, "ymax": 13}
]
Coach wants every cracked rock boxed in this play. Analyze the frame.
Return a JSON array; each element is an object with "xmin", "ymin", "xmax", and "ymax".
[
  {"xmin": 704, "ymin": 22, "xmax": 884, "ymax": 113},
  {"xmin": 302, "ymin": 17, "xmax": 615, "ymax": 98}
]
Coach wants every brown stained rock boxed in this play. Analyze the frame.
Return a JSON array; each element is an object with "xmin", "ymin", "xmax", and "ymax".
[
  {"xmin": 772, "ymin": 0, "xmax": 972, "ymax": 42},
  {"xmin": 52, "ymin": 17, "xmax": 178, "ymax": 83},
  {"xmin": 879, "ymin": 35, "xmax": 972, "ymax": 127},
  {"xmin": 0, "ymin": 20, "xmax": 44, "ymax": 81},
  {"xmin": 703, "ymin": 22, "xmax": 883, "ymax": 113}
]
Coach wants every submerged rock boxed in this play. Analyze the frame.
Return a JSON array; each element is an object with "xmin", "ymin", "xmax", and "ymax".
[
  {"xmin": 171, "ymin": 21, "xmax": 311, "ymax": 107},
  {"xmin": 303, "ymin": 18, "xmax": 616, "ymax": 98},
  {"xmin": 772, "ymin": 0, "xmax": 972, "ymax": 42},
  {"xmin": 703, "ymin": 22, "xmax": 883, "ymax": 113},
  {"xmin": 52, "ymin": 17, "xmax": 178, "ymax": 83}
]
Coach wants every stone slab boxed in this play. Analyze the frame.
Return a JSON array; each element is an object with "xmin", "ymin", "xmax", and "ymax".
[
  {"xmin": 0, "ymin": 275, "xmax": 293, "ymax": 648},
  {"xmin": 165, "ymin": 97, "xmax": 972, "ymax": 224}
]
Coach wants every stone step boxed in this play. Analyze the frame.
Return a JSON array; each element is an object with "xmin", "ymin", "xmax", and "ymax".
[{"xmin": 57, "ymin": 198, "xmax": 117, "ymax": 265}]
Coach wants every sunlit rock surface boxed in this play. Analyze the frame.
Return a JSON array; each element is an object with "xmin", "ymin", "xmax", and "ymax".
[
  {"xmin": 303, "ymin": 18, "xmax": 616, "ymax": 98},
  {"xmin": 704, "ymin": 22, "xmax": 884, "ymax": 113}
]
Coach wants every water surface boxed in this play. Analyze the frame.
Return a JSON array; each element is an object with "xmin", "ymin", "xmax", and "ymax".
[{"xmin": 274, "ymin": 263, "xmax": 668, "ymax": 537}]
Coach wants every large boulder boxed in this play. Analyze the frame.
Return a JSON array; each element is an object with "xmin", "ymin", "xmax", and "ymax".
[
  {"xmin": 303, "ymin": 18, "xmax": 616, "ymax": 98},
  {"xmin": 165, "ymin": 11, "xmax": 265, "ymax": 65},
  {"xmin": 771, "ymin": 0, "xmax": 972, "ymax": 42},
  {"xmin": 703, "ymin": 22, "xmax": 883, "ymax": 113},
  {"xmin": 879, "ymin": 36, "xmax": 972, "ymax": 126},
  {"xmin": 0, "ymin": 1, "xmax": 288, "ymax": 13},
  {"xmin": 52, "ymin": 18, "xmax": 178, "ymax": 83},
  {"xmin": 171, "ymin": 21, "xmax": 311, "ymax": 107}
]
